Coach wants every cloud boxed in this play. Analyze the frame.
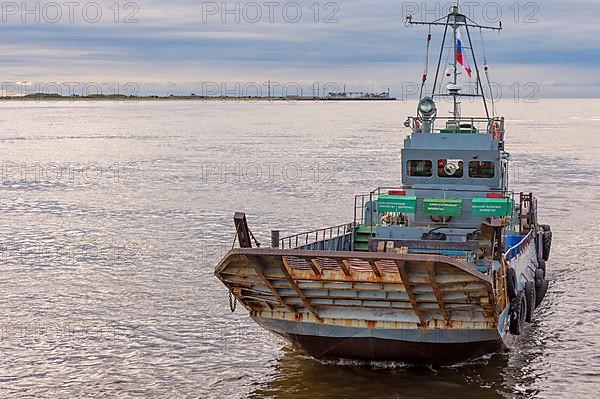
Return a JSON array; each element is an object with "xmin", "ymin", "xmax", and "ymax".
[{"xmin": 0, "ymin": 0, "xmax": 597, "ymax": 96}]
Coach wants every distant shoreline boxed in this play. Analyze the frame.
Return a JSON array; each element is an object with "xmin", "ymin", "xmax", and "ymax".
[{"xmin": 0, "ymin": 94, "xmax": 398, "ymax": 102}]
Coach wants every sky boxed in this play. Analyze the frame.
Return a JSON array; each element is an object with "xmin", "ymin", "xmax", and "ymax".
[{"xmin": 2, "ymin": 0, "xmax": 599, "ymax": 97}]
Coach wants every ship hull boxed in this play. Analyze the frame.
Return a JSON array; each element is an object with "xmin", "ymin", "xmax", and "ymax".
[
  {"xmin": 215, "ymin": 248, "xmax": 510, "ymax": 364},
  {"xmin": 255, "ymin": 317, "xmax": 503, "ymax": 364}
]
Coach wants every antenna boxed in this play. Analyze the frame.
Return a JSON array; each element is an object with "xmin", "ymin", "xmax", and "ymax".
[{"xmin": 406, "ymin": 4, "xmax": 501, "ymax": 121}]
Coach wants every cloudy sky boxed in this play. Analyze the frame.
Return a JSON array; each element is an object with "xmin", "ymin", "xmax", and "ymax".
[{"xmin": 2, "ymin": 0, "xmax": 599, "ymax": 97}]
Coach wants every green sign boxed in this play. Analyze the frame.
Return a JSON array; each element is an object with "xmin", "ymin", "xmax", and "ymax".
[
  {"xmin": 377, "ymin": 195, "xmax": 417, "ymax": 213},
  {"xmin": 472, "ymin": 198, "xmax": 513, "ymax": 217},
  {"xmin": 423, "ymin": 198, "xmax": 463, "ymax": 216}
]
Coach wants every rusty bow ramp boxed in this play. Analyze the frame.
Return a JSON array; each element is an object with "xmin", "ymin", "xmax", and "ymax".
[{"xmin": 215, "ymin": 248, "xmax": 504, "ymax": 363}]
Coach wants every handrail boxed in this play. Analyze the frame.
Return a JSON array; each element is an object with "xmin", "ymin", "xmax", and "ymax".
[
  {"xmin": 280, "ymin": 223, "xmax": 354, "ymax": 250},
  {"xmin": 354, "ymin": 186, "xmax": 516, "ymax": 226},
  {"xmin": 406, "ymin": 116, "xmax": 505, "ymax": 139}
]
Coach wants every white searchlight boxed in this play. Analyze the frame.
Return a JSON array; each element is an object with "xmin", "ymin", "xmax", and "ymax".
[
  {"xmin": 417, "ymin": 97, "xmax": 437, "ymax": 133},
  {"xmin": 418, "ymin": 97, "xmax": 437, "ymax": 119}
]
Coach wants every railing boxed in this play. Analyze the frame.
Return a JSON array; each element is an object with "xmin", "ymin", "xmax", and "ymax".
[
  {"xmin": 354, "ymin": 186, "xmax": 517, "ymax": 229},
  {"xmin": 280, "ymin": 223, "xmax": 354, "ymax": 250},
  {"xmin": 407, "ymin": 116, "xmax": 505, "ymax": 140}
]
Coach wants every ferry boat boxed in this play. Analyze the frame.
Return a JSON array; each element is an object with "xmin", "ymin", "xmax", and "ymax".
[{"xmin": 214, "ymin": 5, "xmax": 552, "ymax": 364}]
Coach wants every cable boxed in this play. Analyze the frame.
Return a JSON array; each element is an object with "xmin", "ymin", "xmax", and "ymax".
[
  {"xmin": 248, "ymin": 228, "xmax": 261, "ymax": 248},
  {"xmin": 480, "ymin": 27, "xmax": 496, "ymax": 117},
  {"xmin": 436, "ymin": 42, "xmax": 451, "ymax": 100},
  {"xmin": 419, "ymin": 27, "xmax": 432, "ymax": 100}
]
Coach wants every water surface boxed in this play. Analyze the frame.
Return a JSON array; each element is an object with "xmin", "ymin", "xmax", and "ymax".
[{"xmin": 0, "ymin": 99, "xmax": 598, "ymax": 398}]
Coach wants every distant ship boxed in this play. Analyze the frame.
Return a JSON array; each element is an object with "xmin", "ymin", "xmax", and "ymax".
[
  {"xmin": 214, "ymin": 5, "xmax": 551, "ymax": 364},
  {"xmin": 325, "ymin": 88, "xmax": 395, "ymax": 101}
]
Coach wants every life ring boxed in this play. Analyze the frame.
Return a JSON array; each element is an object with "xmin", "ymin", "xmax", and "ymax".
[{"xmin": 492, "ymin": 121, "xmax": 502, "ymax": 140}]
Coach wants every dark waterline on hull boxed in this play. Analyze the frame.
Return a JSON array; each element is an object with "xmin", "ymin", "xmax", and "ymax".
[{"xmin": 282, "ymin": 333, "xmax": 504, "ymax": 364}]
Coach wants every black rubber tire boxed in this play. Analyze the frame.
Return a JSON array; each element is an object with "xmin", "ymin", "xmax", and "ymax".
[
  {"xmin": 535, "ymin": 268, "xmax": 544, "ymax": 287},
  {"xmin": 520, "ymin": 293, "xmax": 527, "ymax": 325},
  {"xmin": 509, "ymin": 292, "xmax": 525, "ymax": 335},
  {"xmin": 542, "ymin": 231, "xmax": 552, "ymax": 261},
  {"xmin": 538, "ymin": 259, "xmax": 546, "ymax": 280},
  {"xmin": 540, "ymin": 224, "xmax": 551, "ymax": 232},
  {"xmin": 506, "ymin": 268, "xmax": 518, "ymax": 300},
  {"xmin": 524, "ymin": 281, "xmax": 536, "ymax": 323},
  {"xmin": 535, "ymin": 276, "xmax": 549, "ymax": 308}
]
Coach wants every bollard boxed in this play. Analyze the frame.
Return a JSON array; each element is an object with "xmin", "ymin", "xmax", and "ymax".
[{"xmin": 271, "ymin": 230, "xmax": 280, "ymax": 248}]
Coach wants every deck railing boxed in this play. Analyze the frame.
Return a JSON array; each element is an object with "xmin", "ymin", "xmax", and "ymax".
[
  {"xmin": 408, "ymin": 116, "xmax": 505, "ymax": 140},
  {"xmin": 354, "ymin": 186, "xmax": 517, "ymax": 229},
  {"xmin": 280, "ymin": 223, "xmax": 354, "ymax": 250}
]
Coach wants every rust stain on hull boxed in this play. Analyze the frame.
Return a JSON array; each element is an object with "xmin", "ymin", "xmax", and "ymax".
[{"xmin": 216, "ymin": 248, "xmax": 499, "ymax": 335}]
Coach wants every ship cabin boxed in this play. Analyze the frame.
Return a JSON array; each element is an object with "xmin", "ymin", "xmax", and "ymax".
[
  {"xmin": 278, "ymin": 116, "xmax": 536, "ymax": 275},
  {"xmin": 353, "ymin": 120, "xmax": 514, "ymax": 271}
]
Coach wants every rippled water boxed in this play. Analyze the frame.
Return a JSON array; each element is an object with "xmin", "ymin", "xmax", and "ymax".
[{"xmin": 0, "ymin": 99, "xmax": 598, "ymax": 398}]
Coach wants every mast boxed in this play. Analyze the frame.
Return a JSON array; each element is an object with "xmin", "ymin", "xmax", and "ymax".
[
  {"xmin": 406, "ymin": 4, "xmax": 501, "ymax": 124},
  {"xmin": 452, "ymin": 5, "xmax": 459, "ymax": 120}
]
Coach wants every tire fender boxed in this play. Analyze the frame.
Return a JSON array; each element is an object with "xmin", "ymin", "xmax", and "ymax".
[
  {"xmin": 509, "ymin": 292, "xmax": 525, "ymax": 335},
  {"xmin": 524, "ymin": 281, "xmax": 536, "ymax": 323},
  {"xmin": 506, "ymin": 268, "xmax": 518, "ymax": 300},
  {"xmin": 535, "ymin": 270, "xmax": 549, "ymax": 308}
]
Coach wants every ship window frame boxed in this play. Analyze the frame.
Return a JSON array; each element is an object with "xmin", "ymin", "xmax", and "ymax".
[
  {"xmin": 407, "ymin": 160, "xmax": 433, "ymax": 177},
  {"xmin": 469, "ymin": 161, "xmax": 496, "ymax": 179},
  {"xmin": 437, "ymin": 159, "xmax": 464, "ymax": 178}
]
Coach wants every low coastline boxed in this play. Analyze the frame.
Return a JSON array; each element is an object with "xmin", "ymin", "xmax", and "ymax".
[{"xmin": 1, "ymin": 94, "xmax": 398, "ymax": 102}]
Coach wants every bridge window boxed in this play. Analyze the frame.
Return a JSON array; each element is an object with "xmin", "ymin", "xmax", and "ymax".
[
  {"xmin": 438, "ymin": 159, "xmax": 464, "ymax": 178},
  {"xmin": 407, "ymin": 160, "xmax": 432, "ymax": 177},
  {"xmin": 469, "ymin": 161, "xmax": 495, "ymax": 178}
]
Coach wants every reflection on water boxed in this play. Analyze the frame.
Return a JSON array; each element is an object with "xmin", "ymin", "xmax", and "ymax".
[
  {"xmin": 0, "ymin": 100, "xmax": 599, "ymax": 398},
  {"xmin": 251, "ymin": 349, "xmax": 513, "ymax": 399}
]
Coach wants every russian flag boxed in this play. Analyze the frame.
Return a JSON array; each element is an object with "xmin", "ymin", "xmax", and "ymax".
[{"xmin": 456, "ymin": 29, "xmax": 472, "ymax": 77}]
